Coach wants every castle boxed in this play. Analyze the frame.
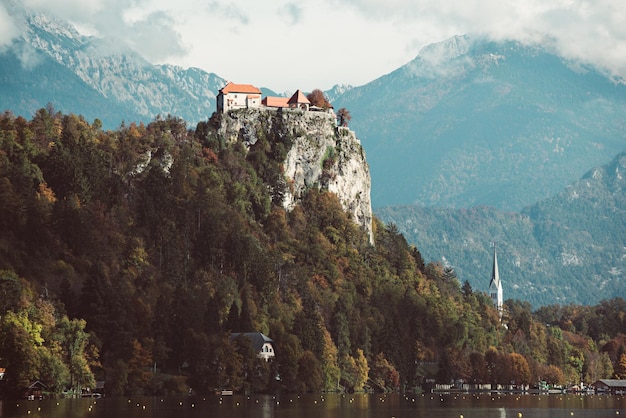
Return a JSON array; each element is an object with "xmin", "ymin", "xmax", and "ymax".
[{"xmin": 216, "ymin": 82, "xmax": 334, "ymax": 114}]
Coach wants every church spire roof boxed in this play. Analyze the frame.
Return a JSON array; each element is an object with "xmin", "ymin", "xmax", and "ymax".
[
  {"xmin": 490, "ymin": 243, "xmax": 500, "ymax": 289},
  {"xmin": 489, "ymin": 242, "xmax": 503, "ymax": 320}
]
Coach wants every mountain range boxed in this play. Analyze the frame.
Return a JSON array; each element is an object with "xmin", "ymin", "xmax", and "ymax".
[
  {"xmin": 333, "ymin": 34, "xmax": 626, "ymax": 211},
  {"xmin": 1, "ymin": 11, "xmax": 226, "ymax": 128},
  {"xmin": 377, "ymin": 150, "xmax": 626, "ymax": 306},
  {"xmin": 2, "ymin": 11, "xmax": 626, "ymax": 306}
]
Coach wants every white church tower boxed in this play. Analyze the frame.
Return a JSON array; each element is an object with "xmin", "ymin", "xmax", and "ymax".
[{"xmin": 489, "ymin": 243, "xmax": 503, "ymax": 320}]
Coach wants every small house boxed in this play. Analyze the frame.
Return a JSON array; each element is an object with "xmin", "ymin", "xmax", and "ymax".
[
  {"xmin": 230, "ymin": 332, "xmax": 275, "ymax": 361},
  {"xmin": 591, "ymin": 379, "xmax": 626, "ymax": 393},
  {"xmin": 24, "ymin": 380, "xmax": 48, "ymax": 399},
  {"xmin": 287, "ymin": 89, "xmax": 310, "ymax": 110},
  {"xmin": 217, "ymin": 82, "xmax": 262, "ymax": 113}
]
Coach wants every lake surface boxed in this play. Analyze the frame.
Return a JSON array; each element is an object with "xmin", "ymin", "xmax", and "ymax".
[{"xmin": 1, "ymin": 393, "xmax": 625, "ymax": 418}]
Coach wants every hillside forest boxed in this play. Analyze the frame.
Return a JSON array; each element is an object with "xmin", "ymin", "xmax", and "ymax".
[{"xmin": 1, "ymin": 108, "xmax": 625, "ymax": 398}]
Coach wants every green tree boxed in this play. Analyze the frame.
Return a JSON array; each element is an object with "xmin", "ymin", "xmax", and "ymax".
[
  {"xmin": 188, "ymin": 332, "xmax": 243, "ymax": 392},
  {"xmin": 297, "ymin": 350, "xmax": 323, "ymax": 392},
  {"xmin": 0, "ymin": 270, "xmax": 29, "ymax": 313},
  {"xmin": 273, "ymin": 333, "xmax": 301, "ymax": 392},
  {"xmin": 352, "ymin": 349, "xmax": 369, "ymax": 391},
  {"xmin": 54, "ymin": 316, "xmax": 96, "ymax": 393},
  {"xmin": 38, "ymin": 348, "xmax": 70, "ymax": 393},
  {"xmin": 0, "ymin": 310, "xmax": 44, "ymax": 392},
  {"xmin": 584, "ymin": 350, "xmax": 613, "ymax": 382},
  {"xmin": 232, "ymin": 335, "xmax": 270, "ymax": 392}
]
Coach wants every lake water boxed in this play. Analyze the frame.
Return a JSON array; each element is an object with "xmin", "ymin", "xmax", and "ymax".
[{"xmin": 1, "ymin": 393, "xmax": 625, "ymax": 418}]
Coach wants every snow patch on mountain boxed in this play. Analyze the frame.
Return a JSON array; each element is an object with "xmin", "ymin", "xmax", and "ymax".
[{"xmin": 10, "ymin": 10, "xmax": 226, "ymax": 127}]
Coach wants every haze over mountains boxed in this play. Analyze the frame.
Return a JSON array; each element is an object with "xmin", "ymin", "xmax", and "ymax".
[{"xmin": 2, "ymin": 11, "xmax": 625, "ymax": 306}]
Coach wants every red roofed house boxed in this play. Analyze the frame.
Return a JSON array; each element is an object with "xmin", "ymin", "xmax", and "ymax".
[
  {"xmin": 217, "ymin": 82, "xmax": 262, "ymax": 113},
  {"xmin": 287, "ymin": 89, "xmax": 310, "ymax": 110},
  {"xmin": 262, "ymin": 90, "xmax": 310, "ymax": 111},
  {"xmin": 262, "ymin": 96, "xmax": 290, "ymax": 108},
  {"xmin": 218, "ymin": 83, "xmax": 318, "ymax": 114}
]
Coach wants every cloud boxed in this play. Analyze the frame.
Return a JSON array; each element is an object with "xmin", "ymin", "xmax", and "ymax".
[
  {"xmin": 1, "ymin": 0, "xmax": 189, "ymax": 63},
  {"xmin": 407, "ymin": 35, "xmax": 476, "ymax": 79},
  {"xmin": 0, "ymin": 1, "xmax": 20, "ymax": 48},
  {"xmin": 14, "ymin": 42, "xmax": 43, "ymax": 70},
  {"xmin": 205, "ymin": 1, "xmax": 249, "ymax": 25},
  {"xmin": 282, "ymin": 2, "xmax": 303, "ymax": 25},
  {"xmin": 121, "ymin": 11, "xmax": 188, "ymax": 62},
  {"xmin": 0, "ymin": 0, "xmax": 44, "ymax": 69},
  {"xmin": 329, "ymin": 0, "xmax": 626, "ymax": 80},
  {"xmin": 3, "ymin": 0, "xmax": 625, "ymax": 91},
  {"xmin": 21, "ymin": 0, "xmax": 114, "ymax": 26}
]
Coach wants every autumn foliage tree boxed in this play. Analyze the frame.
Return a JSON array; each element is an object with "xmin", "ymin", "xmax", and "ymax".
[
  {"xmin": 337, "ymin": 108, "xmax": 351, "ymax": 127},
  {"xmin": 306, "ymin": 89, "xmax": 332, "ymax": 108},
  {"xmin": 615, "ymin": 353, "xmax": 626, "ymax": 379},
  {"xmin": 370, "ymin": 353, "xmax": 400, "ymax": 390}
]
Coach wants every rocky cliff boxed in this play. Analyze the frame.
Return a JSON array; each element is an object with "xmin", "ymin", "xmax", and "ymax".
[{"xmin": 218, "ymin": 108, "xmax": 374, "ymax": 243}]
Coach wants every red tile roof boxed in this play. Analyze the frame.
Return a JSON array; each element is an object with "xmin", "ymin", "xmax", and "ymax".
[
  {"xmin": 220, "ymin": 82, "xmax": 262, "ymax": 94},
  {"xmin": 288, "ymin": 89, "xmax": 311, "ymax": 105},
  {"xmin": 262, "ymin": 96, "xmax": 290, "ymax": 107}
]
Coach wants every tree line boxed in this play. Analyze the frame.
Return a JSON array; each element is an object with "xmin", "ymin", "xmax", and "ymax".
[{"xmin": 0, "ymin": 108, "xmax": 625, "ymax": 397}]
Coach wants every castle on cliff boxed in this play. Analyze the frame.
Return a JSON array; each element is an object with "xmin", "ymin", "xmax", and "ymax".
[
  {"xmin": 215, "ymin": 82, "xmax": 373, "ymax": 244},
  {"xmin": 216, "ymin": 82, "xmax": 334, "ymax": 114}
]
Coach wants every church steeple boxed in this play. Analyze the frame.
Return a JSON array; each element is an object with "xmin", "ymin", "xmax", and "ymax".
[{"xmin": 489, "ymin": 242, "xmax": 503, "ymax": 320}]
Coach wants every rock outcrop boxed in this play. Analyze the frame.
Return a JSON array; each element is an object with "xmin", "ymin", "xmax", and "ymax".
[{"xmin": 218, "ymin": 108, "xmax": 374, "ymax": 243}]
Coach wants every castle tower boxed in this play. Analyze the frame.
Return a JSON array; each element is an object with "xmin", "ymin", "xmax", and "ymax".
[{"xmin": 489, "ymin": 243, "xmax": 503, "ymax": 320}]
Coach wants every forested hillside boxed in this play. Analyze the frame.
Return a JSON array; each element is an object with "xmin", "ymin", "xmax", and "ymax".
[
  {"xmin": 377, "ymin": 151, "xmax": 626, "ymax": 306},
  {"xmin": 1, "ymin": 109, "xmax": 625, "ymax": 398}
]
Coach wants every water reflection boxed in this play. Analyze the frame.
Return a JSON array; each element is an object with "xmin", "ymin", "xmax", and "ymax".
[
  {"xmin": 0, "ymin": 393, "xmax": 624, "ymax": 418},
  {"xmin": 259, "ymin": 395, "xmax": 272, "ymax": 418}
]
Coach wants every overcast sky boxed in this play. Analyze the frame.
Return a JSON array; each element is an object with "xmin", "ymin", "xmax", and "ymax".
[{"xmin": 1, "ymin": 0, "xmax": 625, "ymax": 93}]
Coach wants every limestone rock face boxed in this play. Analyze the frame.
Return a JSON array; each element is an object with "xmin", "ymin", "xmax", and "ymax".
[{"xmin": 218, "ymin": 108, "xmax": 373, "ymax": 243}]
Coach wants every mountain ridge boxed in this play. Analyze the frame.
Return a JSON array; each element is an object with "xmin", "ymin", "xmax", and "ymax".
[
  {"xmin": 333, "ymin": 34, "xmax": 626, "ymax": 211},
  {"xmin": 3, "ymin": 13, "xmax": 626, "ymax": 307},
  {"xmin": 376, "ymin": 149, "xmax": 626, "ymax": 306},
  {"xmin": 1, "ymin": 10, "xmax": 226, "ymax": 128}
]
